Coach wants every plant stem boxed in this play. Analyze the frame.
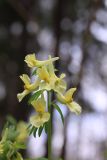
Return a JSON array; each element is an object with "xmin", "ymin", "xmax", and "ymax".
[{"xmin": 48, "ymin": 91, "xmax": 52, "ymax": 160}]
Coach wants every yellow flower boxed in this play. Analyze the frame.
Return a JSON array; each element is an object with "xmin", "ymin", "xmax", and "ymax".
[
  {"xmin": 24, "ymin": 53, "xmax": 59, "ymax": 68},
  {"xmin": 30, "ymin": 95, "xmax": 50, "ymax": 128},
  {"xmin": 57, "ymin": 88, "xmax": 81, "ymax": 114},
  {"xmin": 16, "ymin": 121, "xmax": 28, "ymax": 143},
  {"xmin": 17, "ymin": 74, "xmax": 40, "ymax": 102},
  {"xmin": 37, "ymin": 60, "xmax": 67, "ymax": 93}
]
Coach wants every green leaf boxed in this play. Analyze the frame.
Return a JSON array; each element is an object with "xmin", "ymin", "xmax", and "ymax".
[
  {"xmin": 28, "ymin": 90, "xmax": 43, "ymax": 104},
  {"xmin": 29, "ymin": 126, "xmax": 35, "ymax": 136},
  {"xmin": 38, "ymin": 126, "xmax": 43, "ymax": 137},
  {"xmin": 6, "ymin": 115, "xmax": 17, "ymax": 126},
  {"xmin": 27, "ymin": 124, "xmax": 32, "ymax": 130},
  {"xmin": 32, "ymin": 69, "xmax": 37, "ymax": 76},
  {"xmin": 52, "ymin": 103, "xmax": 64, "ymax": 124},
  {"xmin": 44, "ymin": 123, "xmax": 48, "ymax": 134},
  {"xmin": 33, "ymin": 128, "xmax": 38, "ymax": 137}
]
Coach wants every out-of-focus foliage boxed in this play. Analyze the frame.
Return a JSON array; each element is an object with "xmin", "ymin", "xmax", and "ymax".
[{"xmin": 0, "ymin": 116, "xmax": 28, "ymax": 160}]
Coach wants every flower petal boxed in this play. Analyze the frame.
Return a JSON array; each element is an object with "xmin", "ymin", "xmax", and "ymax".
[
  {"xmin": 37, "ymin": 66, "xmax": 50, "ymax": 82},
  {"xmin": 47, "ymin": 57, "xmax": 55, "ymax": 75},
  {"xmin": 57, "ymin": 93, "xmax": 67, "ymax": 104},
  {"xmin": 25, "ymin": 53, "xmax": 59, "ymax": 68},
  {"xmin": 30, "ymin": 112, "xmax": 50, "ymax": 128},
  {"xmin": 65, "ymin": 88, "xmax": 76, "ymax": 102},
  {"xmin": 26, "ymin": 77, "xmax": 40, "ymax": 90},
  {"xmin": 39, "ymin": 81, "xmax": 52, "ymax": 91},
  {"xmin": 36, "ymin": 56, "xmax": 59, "ymax": 67},
  {"xmin": 54, "ymin": 79, "xmax": 67, "ymax": 94},
  {"xmin": 30, "ymin": 114, "xmax": 43, "ymax": 128},
  {"xmin": 67, "ymin": 101, "xmax": 82, "ymax": 115},
  {"xmin": 17, "ymin": 90, "xmax": 29, "ymax": 102},
  {"xmin": 60, "ymin": 73, "xmax": 66, "ymax": 79},
  {"xmin": 42, "ymin": 112, "xmax": 50, "ymax": 122},
  {"xmin": 31, "ymin": 94, "xmax": 46, "ymax": 112},
  {"xmin": 20, "ymin": 74, "xmax": 30, "ymax": 85},
  {"xmin": 24, "ymin": 53, "xmax": 36, "ymax": 67}
]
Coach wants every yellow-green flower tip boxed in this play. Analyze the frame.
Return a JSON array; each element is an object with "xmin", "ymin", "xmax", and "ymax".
[
  {"xmin": 67, "ymin": 101, "xmax": 82, "ymax": 115},
  {"xmin": 19, "ymin": 74, "xmax": 30, "ymax": 85},
  {"xmin": 60, "ymin": 73, "xmax": 66, "ymax": 79},
  {"xmin": 24, "ymin": 53, "xmax": 36, "ymax": 68},
  {"xmin": 17, "ymin": 90, "xmax": 29, "ymax": 102},
  {"xmin": 17, "ymin": 93, "xmax": 22, "ymax": 102},
  {"xmin": 64, "ymin": 87, "xmax": 76, "ymax": 102}
]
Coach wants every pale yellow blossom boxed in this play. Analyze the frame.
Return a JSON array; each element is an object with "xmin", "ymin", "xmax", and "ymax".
[
  {"xmin": 24, "ymin": 53, "xmax": 59, "ymax": 68},
  {"xmin": 30, "ymin": 95, "xmax": 50, "ymax": 128},
  {"xmin": 17, "ymin": 74, "xmax": 40, "ymax": 102},
  {"xmin": 57, "ymin": 88, "xmax": 81, "ymax": 114}
]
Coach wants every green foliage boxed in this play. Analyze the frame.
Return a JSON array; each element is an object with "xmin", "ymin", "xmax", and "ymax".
[
  {"xmin": 43, "ymin": 122, "xmax": 48, "ymax": 134},
  {"xmin": 29, "ymin": 126, "xmax": 36, "ymax": 136},
  {"xmin": 52, "ymin": 103, "xmax": 64, "ymax": 124},
  {"xmin": 38, "ymin": 126, "xmax": 43, "ymax": 137},
  {"xmin": 28, "ymin": 125, "xmax": 45, "ymax": 137},
  {"xmin": 27, "ymin": 124, "xmax": 32, "ymax": 130},
  {"xmin": 6, "ymin": 115, "xmax": 17, "ymax": 126},
  {"xmin": 32, "ymin": 69, "xmax": 37, "ymax": 76},
  {"xmin": 28, "ymin": 90, "xmax": 43, "ymax": 104},
  {"xmin": 33, "ymin": 128, "xmax": 38, "ymax": 137},
  {"xmin": 14, "ymin": 142, "xmax": 26, "ymax": 149},
  {"xmin": 0, "ymin": 117, "xmax": 27, "ymax": 160}
]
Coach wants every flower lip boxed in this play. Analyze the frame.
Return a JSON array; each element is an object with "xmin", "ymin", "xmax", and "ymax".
[{"xmin": 30, "ymin": 112, "xmax": 50, "ymax": 128}]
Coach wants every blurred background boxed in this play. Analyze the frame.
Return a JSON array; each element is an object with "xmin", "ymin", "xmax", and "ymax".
[{"xmin": 0, "ymin": 0, "xmax": 107, "ymax": 159}]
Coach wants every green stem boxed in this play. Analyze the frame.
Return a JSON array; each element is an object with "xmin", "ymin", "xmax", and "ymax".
[{"xmin": 48, "ymin": 91, "xmax": 52, "ymax": 160}]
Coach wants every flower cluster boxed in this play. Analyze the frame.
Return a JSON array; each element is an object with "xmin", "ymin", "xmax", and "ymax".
[{"xmin": 17, "ymin": 53, "xmax": 81, "ymax": 132}]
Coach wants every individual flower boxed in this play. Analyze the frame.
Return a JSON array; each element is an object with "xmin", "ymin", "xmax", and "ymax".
[
  {"xmin": 37, "ymin": 58, "xmax": 67, "ymax": 94},
  {"xmin": 17, "ymin": 74, "xmax": 40, "ymax": 102},
  {"xmin": 57, "ymin": 88, "xmax": 81, "ymax": 114},
  {"xmin": 30, "ymin": 94, "xmax": 50, "ymax": 128},
  {"xmin": 16, "ymin": 121, "xmax": 28, "ymax": 143},
  {"xmin": 24, "ymin": 53, "xmax": 59, "ymax": 68}
]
